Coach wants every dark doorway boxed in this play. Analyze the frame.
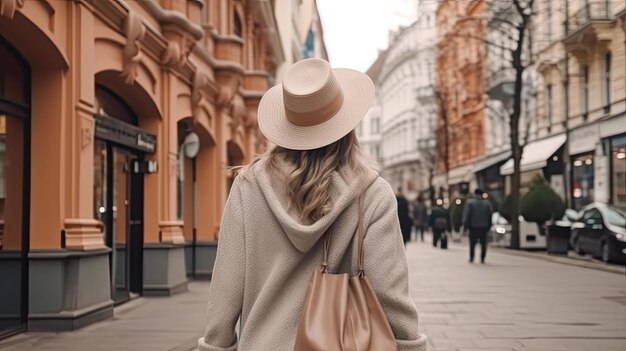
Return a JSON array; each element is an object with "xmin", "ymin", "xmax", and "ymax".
[
  {"xmin": 94, "ymin": 86, "xmax": 154, "ymax": 305},
  {"xmin": 0, "ymin": 37, "xmax": 30, "ymax": 339},
  {"xmin": 94, "ymin": 142, "xmax": 144, "ymax": 304}
]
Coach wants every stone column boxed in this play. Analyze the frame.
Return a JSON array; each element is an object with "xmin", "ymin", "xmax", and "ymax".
[
  {"xmin": 142, "ymin": 71, "xmax": 187, "ymax": 296},
  {"xmin": 28, "ymin": 2, "xmax": 113, "ymax": 331}
]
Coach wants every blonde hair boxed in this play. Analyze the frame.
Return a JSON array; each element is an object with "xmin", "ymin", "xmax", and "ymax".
[{"xmin": 241, "ymin": 131, "xmax": 375, "ymax": 223}]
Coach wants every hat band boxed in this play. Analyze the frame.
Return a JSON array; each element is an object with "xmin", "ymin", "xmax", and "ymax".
[{"xmin": 285, "ymin": 91, "xmax": 344, "ymax": 127}]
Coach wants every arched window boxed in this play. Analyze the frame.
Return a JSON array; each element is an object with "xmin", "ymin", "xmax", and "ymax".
[
  {"xmin": 234, "ymin": 12, "xmax": 243, "ymax": 37},
  {"xmin": 95, "ymin": 86, "xmax": 137, "ymax": 125}
]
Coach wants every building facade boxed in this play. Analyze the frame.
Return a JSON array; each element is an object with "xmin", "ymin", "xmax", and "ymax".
[
  {"xmin": 0, "ymin": 0, "xmax": 285, "ymax": 336},
  {"xmin": 359, "ymin": 50, "xmax": 387, "ymax": 165},
  {"xmin": 436, "ymin": 0, "xmax": 487, "ymax": 198},
  {"xmin": 533, "ymin": 0, "xmax": 626, "ymax": 210},
  {"xmin": 378, "ymin": 0, "xmax": 437, "ymax": 198},
  {"xmin": 275, "ymin": 0, "xmax": 328, "ymax": 79}
]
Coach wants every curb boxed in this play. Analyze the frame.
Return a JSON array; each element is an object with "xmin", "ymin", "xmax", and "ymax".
[{"xmin": 491, "ymin": 246, "xmax": 626, "ymax": 276}]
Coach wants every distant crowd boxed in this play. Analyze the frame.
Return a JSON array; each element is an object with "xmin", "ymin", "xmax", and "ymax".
[{"xmin": 395, "ymin": 188, "xmax": 493, "ymax": 263}]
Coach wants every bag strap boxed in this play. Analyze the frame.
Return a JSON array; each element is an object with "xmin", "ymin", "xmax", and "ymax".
[
  {"xmin": 357, "ymin": 194, "xmax": 365, "ymax": 277},
  {"xmin": 320, "ymin": 194, "xmax": 366, "ymax": 276}
]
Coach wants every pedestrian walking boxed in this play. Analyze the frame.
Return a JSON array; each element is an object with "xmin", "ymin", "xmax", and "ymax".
[
  {"xmin": 463, "ymin": 188, "xmax": 493, "ymax": 264},
  {"xmin": 396, "ymin": 188, "xmax": 414, "ymax": 245},
  {"xmin": 413, "ymin": 195, "xmax": 428, "ymax": 242},
  {"xmin": 197, "ymin": 58, "xmax": 426, "ymax": 350},
  {"xmin": 428, "ymin": 199, "xmax": 450, "ymax": 249}
]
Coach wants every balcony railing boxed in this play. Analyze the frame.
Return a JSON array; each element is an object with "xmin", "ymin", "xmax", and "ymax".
[{"xmin": 566, "ymin": 1, "xmax": 612, "ymax": 34}]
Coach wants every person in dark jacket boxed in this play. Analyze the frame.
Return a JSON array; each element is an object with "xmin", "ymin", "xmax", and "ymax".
[
  {"xmin": 396, "ymin": 188, "xmax": 413, "ymax": 245},
  {"xmin": 428, "ymin": 199, "xmax": 450, "ymax": 248},
  {"xmin": 463, "ymin": 188, "xmax": 493, "ymax": 263},
  {"xmin": 413, "ymin": 196, "xmax": 428, "ymax": 242}
]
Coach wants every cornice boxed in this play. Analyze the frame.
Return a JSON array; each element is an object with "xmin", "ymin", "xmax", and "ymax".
[
  {"xmin": 192, "ymin": 45, "xmax": 245, "ymax": 75},
  {"xmin": 378, "ymin": 49, "xmax": 418, "ymax": 84},
  {"xmin": 88, "ymin": 0, "xmax": 197, "ymax": 84},
  {"xmin": 139, "ymin": 0, "xmax": 203, "ymax": 40}
]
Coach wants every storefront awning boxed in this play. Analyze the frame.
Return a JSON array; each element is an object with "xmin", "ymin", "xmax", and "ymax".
[
  {"xmin": 473, "ymin": 151, "xmax": 511, "ymax": 173},
  {"xmin": 500, "ymin": 134, "xmax": 566, "ymax": 176},
  {"xmin": 448, "ymin": 164, "xmax": 474, "ymax": 185}
]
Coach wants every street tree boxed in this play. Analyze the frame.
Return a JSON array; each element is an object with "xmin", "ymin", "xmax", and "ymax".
[{"xmin": 450, "ymin": 0, "xmax": 536, "ymax": 249}]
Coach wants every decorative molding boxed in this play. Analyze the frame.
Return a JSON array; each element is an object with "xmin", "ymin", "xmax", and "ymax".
[
  {"xmin": 64, "ymin": 218, "xmax": 106, "ymax": 250},
  {"xmin": 121, "ymin": 9, "xmax": 146, "ymax": 84},
  {"xmin": 159, "ymin": 221, "xmax": 185, "ymax": 244},
  {"xmin": 0, "ymin": 0, "xmax": 23, "ymax": 19},
  {"xmin": 230, "ymin": 95, "xmax": 246, "ymax": 132},
  {"xmin": 140, "ymin": 0, "xmax": 203, "ymax": 39},
  {"xmin": 192, "ymin": 45, "xmax": 245, "ymax": 74},
  {"xmin": 192, "ymin": 69, "xmax": 219, "ymax": 112},
  {"xmin": 88, "ymin": 0, "xmax": 195, "ymax": 84},
  {"xmin": 216, "ymin": 71, "xmax": 242, "ymax": 108},
  {"xmin": 140, "ymin": 0, "xmax": 203, "ymax": 68},
  {"xmin": 161, "ymin": 24, "xmax": 195, "ymax": 68},
  {"xmin": 81, "ymin": 126, "xmax": 92, "ymax": 149}
]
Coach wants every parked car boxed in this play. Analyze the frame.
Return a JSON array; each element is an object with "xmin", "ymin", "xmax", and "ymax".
[
  {"xmin": 570, "ymin": 203, "xmax": 626, "ymax": 263},
  {"xmin": 488, "ymin": 212, "xmax": 547, "ymax": 249},
  {"xmin": 489, "ymin": 212, "xmax": 510, "ymax": 246}
]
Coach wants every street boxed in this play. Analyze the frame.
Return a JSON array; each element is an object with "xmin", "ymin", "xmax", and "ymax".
[{"xmin": 2, "ymin": 238, "xmax": 625, "ymax": 351}]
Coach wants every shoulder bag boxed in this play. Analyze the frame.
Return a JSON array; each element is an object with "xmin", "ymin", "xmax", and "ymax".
[{"xmin": 293, "ymin": 195, "xmax": 398, "ymax": 350}]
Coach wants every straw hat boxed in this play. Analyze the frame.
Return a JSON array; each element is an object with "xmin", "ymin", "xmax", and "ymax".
[{"xmin": 258, "ymin": 58, "xmax": 375, "ymax": 150}]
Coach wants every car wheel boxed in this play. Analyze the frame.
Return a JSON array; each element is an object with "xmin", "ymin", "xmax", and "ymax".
[
  {"xmin": 574, "ymin": 239, "xmax": 584, "ymax": 255},
  {"xmin": 601, "ymin": 242, "xmax": 611, "ymax": 263}
]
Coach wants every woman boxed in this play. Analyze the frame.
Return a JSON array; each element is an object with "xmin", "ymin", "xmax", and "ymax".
[{"xmin": 198, "ymin": 58, "xmax": 426, "ymax": 350}]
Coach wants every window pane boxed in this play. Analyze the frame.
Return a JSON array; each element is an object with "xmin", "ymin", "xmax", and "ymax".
[{"xmin": 606, "ymin": 207, "xmax": 626, "ymax": 228}]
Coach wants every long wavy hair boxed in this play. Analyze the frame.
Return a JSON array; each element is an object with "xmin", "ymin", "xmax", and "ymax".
[{"xmin": 242, "ymin": 131, "xmax": 374, "ymax": 224}]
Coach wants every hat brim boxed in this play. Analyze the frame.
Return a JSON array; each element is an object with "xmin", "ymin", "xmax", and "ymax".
[{"xmin": 258, "ymin": 68, "xmax": 375, "ymax": 151}]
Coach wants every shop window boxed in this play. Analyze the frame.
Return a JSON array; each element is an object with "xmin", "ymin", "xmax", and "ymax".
[
  {"xmin": 612, "ymin": 140, "xmax": 626, "ymax": 211},
  {"xmin": 572, "ymin": 154, "xmax": 594, "ymax": 210}
]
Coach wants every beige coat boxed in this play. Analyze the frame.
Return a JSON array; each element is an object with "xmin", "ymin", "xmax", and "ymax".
[{"xmin": 198, "ymin": 159, "xmax": 427, "ymax": 350}]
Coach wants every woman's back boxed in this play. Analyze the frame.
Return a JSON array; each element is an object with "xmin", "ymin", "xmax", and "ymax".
[
  {"xmin": 198, "ymin": 160, "xmax": 426, "ymax": 350},
  {"xmin": 198, "ymin": 58, "xmax": 426, "ymax": 350}
]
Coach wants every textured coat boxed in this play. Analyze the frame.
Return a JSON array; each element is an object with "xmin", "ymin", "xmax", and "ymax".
[{"xmin": 197, "ymin": 159, "xmax": 427, "ymax": 350}]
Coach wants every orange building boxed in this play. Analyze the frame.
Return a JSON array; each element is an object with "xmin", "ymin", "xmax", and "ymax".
[
  {"xmin": 435, "ymin": 0, "xmax": 487, "ymax": 197},
  {"xmin": 0, "ymin": 0, "xmax": 283, "ymax": 335}
]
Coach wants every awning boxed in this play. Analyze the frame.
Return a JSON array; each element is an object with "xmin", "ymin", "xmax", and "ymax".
[
  {"xmin": 448, "ymin": 164, "xmax": 474, "ymax": 184},
  {"xmin": 472, "ymin": 151, "xmax": 511, "ymax": 173},
  {"xmin": 500, "ymin": 134, "xmax": 566, "ymax": 176}
]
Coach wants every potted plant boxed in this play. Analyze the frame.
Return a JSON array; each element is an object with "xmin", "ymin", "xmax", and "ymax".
[{"xmin": 520, "ymin": 175, "xmax": 567, "ymax": 253}]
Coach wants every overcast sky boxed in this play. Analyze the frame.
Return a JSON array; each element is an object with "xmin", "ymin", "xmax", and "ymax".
[{"xmin": 316, "ymin": 0, "xmax": 416, "ymax": 73}]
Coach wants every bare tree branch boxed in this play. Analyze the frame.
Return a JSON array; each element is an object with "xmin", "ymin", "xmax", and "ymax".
[{"xmin": 448, "ymin": 33, "xmax": 511, "ymax": 52}]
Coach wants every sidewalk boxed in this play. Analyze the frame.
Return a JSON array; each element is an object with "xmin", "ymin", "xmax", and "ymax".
[
  {"xmin": 0, "ymin": 282, "xmax": 211, "ymax": 351},
  {"xmin": 408, "ymin": 238, "xmax": 626, "ymax": 351},
  {"xmin": 2, "ymin": 237, "xmax": 625, "ymax": 350},
  {"xmin": 491, "ymin": 246, "xmax": 626, "ymax": 276},
  {"xmin": 448, "ymin": 231, "xmax": 625, "ymax": 276}
]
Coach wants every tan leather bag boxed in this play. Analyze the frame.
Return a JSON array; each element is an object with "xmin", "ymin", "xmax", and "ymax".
[{"xmin": 294, "ymin": 196, "xmax": 398, "ymax": 351}]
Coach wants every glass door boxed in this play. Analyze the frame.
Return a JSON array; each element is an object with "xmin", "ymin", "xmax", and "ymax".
[
  {"xmin": 111, "ymin": 148, "xmax": 134, "ymax": 303},
  {"xmin": 0, "ymin": 114, "xmax": 28, "ymax": 337},
  {"xmin": 94, "ymin": 142, "xmax": 139, "ymax": 305}
]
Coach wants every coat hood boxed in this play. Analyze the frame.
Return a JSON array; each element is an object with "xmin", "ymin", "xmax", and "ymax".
[{"xmin": 252, "ymin": 158, "xmax": 379, "ymax": 253}]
